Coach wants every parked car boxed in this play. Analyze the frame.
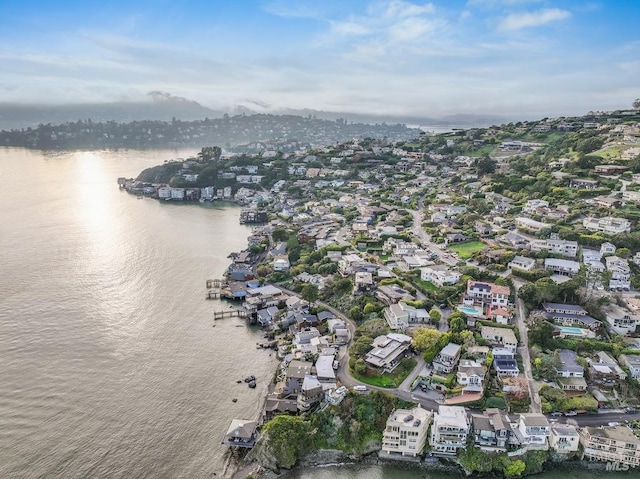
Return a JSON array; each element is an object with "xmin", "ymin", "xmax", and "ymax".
[
  {"xmin": 564, "ymin": 410, "xmax": 578, "ymax": 416},
  {"xmin": 625, "ymin": 407, "xmax": 637, "ymax": 414},
  {"xmin": 550, "ymin": 411, "xmax": 563, "ymax": 416}
]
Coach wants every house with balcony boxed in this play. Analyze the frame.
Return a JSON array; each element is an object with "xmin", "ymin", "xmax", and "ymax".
[
  {"xmin": 471, "ymin": 409, "xmax": 514, "ymax": 452},
  {"xmin": 605, "ymin": 256, "xmax": 631, "ymax": 291},
  {"xmin": 222, "ymin": 419, "xmax": 259, "ymax": 448},
  {"xmin": 420, "ymin": 265, "xmax": 461, "ymax": 288},
  {"xmin": 579, "ymin": 425, "xmax": 640, "ymax": 467},
  {"xmin": 433, "ymin": 343, "xmax": 462, "ymax": 374},
  {"xmin": 381, "ymin": 405, "xmax": 432, "ymax": 458},
  {"xmin": 530, "ymin": 238, "xmax": 578, "ymax": 257},
  {"xmin": 297, "ymin": 375, "xmax": 324, "ymax": 412},
  {"xmin": 544, "ymin": 258, "xmax": 580, "ymax": 277},
  {"xmin": 456, "ymin": 360, "xmax": 486, "ymax": 393},
  {"xmin": 570, "ymin": 178, "xmax": 599, "ymax": 189},
  {"xmin": 518, "ymin": 414, "xmax": 550, "ymax": 450},
  {"xmin": 430, "ymin": 405, "xmax": 470, "ymax": 456},
  {"xmin": 384, "ymin": 301, "xmax": 417, "ymax": 330},
  {"xmin": 583, "ymin": 216, "xmax": 631, "ymax": 235},
  {"xmin": 515, "ymin": 217, "xmax": 551, "ymax": 232},
  {"xmin": 549, "ymin": 423, "xmax": 580, "ymax": 454},
  {"xmin": 604, "ymin": 304, "xmax": 640, "ymax": 335},
  {"xmin": 542, "ymin": 303, "xmax": 599, "ymax": 330},
  {"xmin": 364, "ymin": 333, "xmax": 412, "ymax": 372},
  {"xmin": 465, "ymin": 281, "xmax": 510, "ymax": 308}
]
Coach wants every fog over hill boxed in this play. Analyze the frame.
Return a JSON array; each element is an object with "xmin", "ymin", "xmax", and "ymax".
[{"xmin": 0, "ymin": 92, "xmax": 513, "ymax": 131}]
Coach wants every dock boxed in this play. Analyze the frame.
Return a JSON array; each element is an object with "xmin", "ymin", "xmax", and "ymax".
[
  {"xmin": 206, "ymin": 279, "xmax": 222, "ymax": 289},
  {"xmin": 206, "ymin": 290, "xmax": 220, "ymax": 299},
  {"xmin": 214, "ymin": 309, "xmax": 248, "ymax": 320}
]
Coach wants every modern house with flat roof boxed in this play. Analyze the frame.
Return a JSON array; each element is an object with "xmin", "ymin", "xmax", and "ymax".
[
  {"xmin": 430, "ymin": 405, "xmax": 470, "ymax": 456},
  {"xmin": 364, "ymin": 333, "xmax": 412, "ymax": 372},
  {"xmin": 381, "ymin": 405, "xmax": 432, "ymax": 458}
]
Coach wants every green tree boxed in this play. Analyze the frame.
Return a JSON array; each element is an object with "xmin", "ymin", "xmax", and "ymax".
[
  {"xmin": 272, "ymin": 227, "xmax": 289, "ymax": 242},
  {"xmin": 412, "ymin": 327, "xmax": 441, "ymax": 352},
  {"xmin": 448, "ymin": 311, "xmax": 467, "ymax": 333},
  {"xmin": 261, "ymin": 415, "xmax": 313, "ymax": 469},
  {"xmin": 504, "ymin": 459, "xmax": 526, "ymax": 478},
  {"xmin": 429, "ymin": 308, "xmax": 442, "ymax": 325},
  {"xmin": 301, "ymin": 284, "xmax": 319, "ymax": 309}
]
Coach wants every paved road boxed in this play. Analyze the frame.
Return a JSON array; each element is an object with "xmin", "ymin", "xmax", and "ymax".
[{"xmin": 513, "ymin": 277, "xmax": 541, "ymax": 413}]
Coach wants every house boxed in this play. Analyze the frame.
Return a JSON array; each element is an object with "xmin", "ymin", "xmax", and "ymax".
[
  {"xmin": 605, "ymin": 256, "xmax": 631, "ymax": 291},
  {"xmin": 273, "ymin": 255, "xmax": 290, "ymax": 271},
  {"xmin": 542, "ymin": 303, "xmax": 600, "ymax": 330},
  {"xmin": 544, "ymin": 258, "xmax": 580, "ymax": 277},
  {"xmin": 384, "ymin": 301, "xmax": 416, "ymax": 330},
  {"xmin": 583, "ymin": 216, "xmax": 631, "ymax": 234},
  {"xmin": 297, "ymin": 375, "xmax": 324, "ymax": 412},
  {"xmin": 456, "ymin": 360, "xmax": 486, "ymax": 393},
  {"xmin": 518, "ymin": 414, "xmax": 550, "ymax": 449},
  {"xmin": 420, "ymin": 265, "xmax": 461, "ymax": 287},
  {"xmin": 619, "ymin": 354, "xmax": 640, "ymax": 379},
  {"xmin": 489, "ymin": 306, "xmax": 512, "ymax": 325},
  {"xmin": 285, "ymin": 360, "xmax": 313, "ymax": 394},
  {"xmin": 570, "ymin": 178, "xmax": 599, "ymax": 189},
  {"xmin": 256, "ymin": 306, "xmax": 280, "ymax": 327},
  {"xmin": 315, "ymin": 355, "xmax": 336, "ymax": 385},
  {"xmin": 471, "ymin": 409, "xmax": 513, "ymax": 452},
  {"xmin": 600, "ymin": 242, "xmax": 617, "ymax": 256},
  {"xmin": 430, "ymin": 405, "xmax": 470, "ymax": 456},
  {"xmin": 595, "ymin": 351, "xmax": 627, "ymax": 380},
  {"xmin": 465, "ymin": 281, "xmax": 510, "ymax": 307},
  {"xmin": 475, "ymin": 221, "xmax": 492, "ymax": 236},
  {"xmin": 493, "ymin": 348, "xmax": 519, "ymax": 378},
  {"xmin": 445, "ymin": 233, "xmax": 467, "ymax": 244},
  {"xmin": 549, "ymin": 423, "xmax": 580, "ymax": 454},
  {"xmin": 433, "ymin": 343, "xmax": 462, "ymax": 374},
  {"xmin": 381, "ymin": 405, "xmax": 433, "ymax": 457},
  {"xmin": 354, "ymin": 271, "xmax": 375, "ymax": 294},
  {"xmin": 499, "ymin": 232, "xmax": 530, "ymax": 248},
  {"xmin": 555, "ymin": 349, "xmax": 588, "ymax": 392},
  {"xmin": 508, "ymin": 256, "xmax": 536, "ymax": 271},
  {"xmin": 530, "ymin": 239, "xmax": 578, "ymax": 258},
  {"xmin": 515, "ymin": 217, "xmax": 550, "ymax": 232},
  {"xmin": 222, "ymin": 419, "xmax": 259, "ymax": 448},
  {"xmin": 579, "ymin": 425, "xmax": 640, "ymax": 467},
  {"xmin": 480, "ymin": 326, "xmax": 518, "ymax": 353},
  {"xmin": 604, "ymin": 304, "xmax": 640, "ymax": 335},
  {"xmin": 364, "ymin": 333, "xmax": 412, "ymax": 372}
]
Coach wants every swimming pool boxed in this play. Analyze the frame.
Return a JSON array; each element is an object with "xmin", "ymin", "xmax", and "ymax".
[
  {"xmin": 559, "ymin": 326, "xmax": 584, "ymax": 334},
  {"xmin": 457, "ymin": 305, "xmax": 483, "ymax": 316}
]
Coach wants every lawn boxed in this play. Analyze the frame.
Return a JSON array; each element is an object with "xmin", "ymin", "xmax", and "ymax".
[
  {"xmin": 486, "ymin": 396, "xmax": 507, "ymax": 409},
  {"xmin": 448, "ymin": 241, "xmax": 486, "ymax": 259},
  {"xmin": 353, "ymin": 358, "xmax": 417, "ymax": 388}
]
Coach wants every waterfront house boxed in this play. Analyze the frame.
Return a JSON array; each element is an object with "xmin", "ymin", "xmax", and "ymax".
[
  {"xmin": 285, "ymin": 360, "xmax": 313, "ymax": 394},
  {"xmin": 297, "ymin": 375, "xmax": 324, "ymax": 412},
  {"xmin": 381, "ymin": 405, "xmax": 432, "ymax": 458},
  {"xmin": 471, "ymin": 409, "xmax": 513, "ymax": 452},
  {"xmin": 579, "ymin": 425, "xmax": 640, "ymax": 467},
  {"xmin": 549, "ymin": 423, "xmax": 579, "ymax": 454},
  {"xmin": 222, "ymin": 420, "xmax": 258, "ymax": 448},
  {"xmin": 517, "ymin": 414, "xmax": 550, "ymax": 450},
  {"xmin": 430, "ymin": 405, "xmax": 470, "ymax": 456},
  {"xmin": 433, "ymin": 343, "xmax": 462, "ymax": 374},
  {"xmin": 364, "ymin": 333, "xmax": 412, "ymax": 372}
]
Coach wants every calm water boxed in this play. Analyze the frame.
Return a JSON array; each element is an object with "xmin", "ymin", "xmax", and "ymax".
[{"xmin": 0, "ymin": 148, "xmax": 277, "ymax": 478}]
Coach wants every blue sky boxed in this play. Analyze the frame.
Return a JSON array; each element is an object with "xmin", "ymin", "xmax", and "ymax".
[{"xmin": 0, "ymin": 0, "xmax": 638, "ymax": 118}]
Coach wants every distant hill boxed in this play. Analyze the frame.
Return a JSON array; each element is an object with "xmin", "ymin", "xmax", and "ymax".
[{"xmin": 0, "ymin": 92, "xmax": 225, "ymax": 130}]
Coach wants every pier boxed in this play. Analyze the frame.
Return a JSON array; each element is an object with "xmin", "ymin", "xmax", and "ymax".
[
  {"xmin": 206, "ymin": 290, "xmax": 220, "ymax": 299},
  {"xmin": 206, "ymin": 279, "xmax": 222, "ymax": 289},
  {"xmin": 214, "ymin": 309, "xmax": 248, "ymax": 320}
]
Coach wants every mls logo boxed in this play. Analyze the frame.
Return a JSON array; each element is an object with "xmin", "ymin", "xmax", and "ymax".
[{"xmin": 606, "ymin": 462, "xmax": 629, "ymax": 471}]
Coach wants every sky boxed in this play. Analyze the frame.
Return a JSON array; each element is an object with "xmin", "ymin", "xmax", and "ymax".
[{"xmin": 0, "ymin": 0, "xmax": 639, "ymax": 118}]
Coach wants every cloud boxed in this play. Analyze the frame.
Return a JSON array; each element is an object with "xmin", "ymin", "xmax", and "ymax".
[
  {"xmin": 498, "ymin": 8, "xmax": 571, "ymax": 31},
  {"xmin": 381, "ymin": 0, "xmax": 435, "ymax": 18}
]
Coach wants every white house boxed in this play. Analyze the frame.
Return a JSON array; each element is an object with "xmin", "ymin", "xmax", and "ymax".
[
  {"xmin": 433, "ymin": 343, "xmax": 462, "ymax": 374},
  {"xmin": 580, "ymin": 425, "xmax": 640, "ymax": 467},
  {"xmin": 364, "ymin": 333, "xmax": 412, "ymax": 372},
  {"xmin": 619, "ymin": 354, "xmax": 640, "ymax": 380},
  {"xmin": 604, "ymin": 304, "xmax": 640, "ymax": 335},
  {"xmin": 420, "ymin": 265, "xmax": 461, "ymax": 287},
  {"xmin": 605, "ymin": 256, "xmax": 631, "ymax": 291},
  {"xmin": 549, "ymin": 423, "xmax": 580, "ymax": 454},
  {"xmin": 508, "ymin": 255, "xmax": 536, "ymax": 271},
  {"xmin": 518, "ymin": 414, "xmax": 550, "ymax": 449},
  {"xmin": 430, "ymin": 406, "xmax": 470, "ymax": 456},
  {"xmin": 273, "ymin": 255, "xmax": 290, "ymax": 271},
  {"xmin": 381, "ymin": 405, "xmax": 432, "ymax": 457},
  {"xmin": 583, "ymin": 216, "xmax": 631, "ymax": 234},
  {"xmin": 480, "ymin": 326, "xmax": 518, "ymax": 353},
  {"xmin": 456, "ymin": 360, "xmax": 486, "ymax": 393},
  {"xmin": 544, "ymin": 258, "xmax": 580, "ymax": 277}
]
